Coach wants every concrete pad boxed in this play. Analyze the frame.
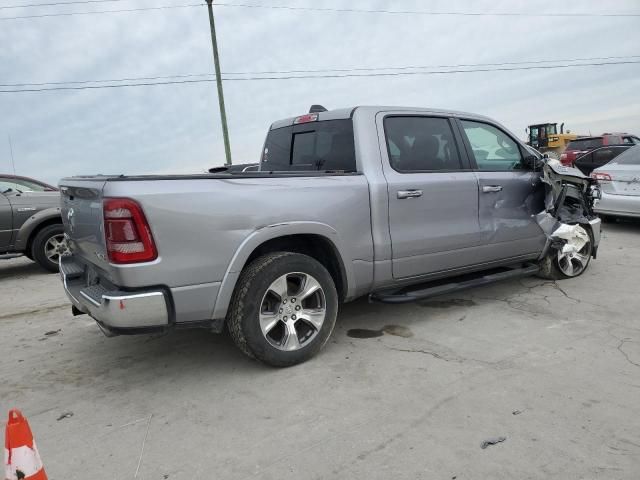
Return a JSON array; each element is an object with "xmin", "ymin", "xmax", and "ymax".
[{"xmin": 1, "ymin": 220, "xmax": 639, "ymax": 479}]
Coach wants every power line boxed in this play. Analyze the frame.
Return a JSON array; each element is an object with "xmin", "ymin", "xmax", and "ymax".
[
  {"xmin": 3, "ymin": 55, "xmax": 640, "ymax": 88},
  {"xmin": 2, "ymin": 1, "xmax": 639, "ymax": 20},
  {"xmin": 1, "ymin": 60, "xmax": 639, "ymax": 93},
  {"xmin": 213, "ymin": 2, "xmax": 640, "ymax": 18},
  {"xmin": 0, "ymin": 0, "xmax": 125, "ymax": 9},
  {"xmin": 0, "ymin": 2, "xmax": 202, "ymax": 19}
]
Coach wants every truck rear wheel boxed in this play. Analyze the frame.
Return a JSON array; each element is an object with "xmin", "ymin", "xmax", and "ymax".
[{"xmin": 227, "ymin": 252, "xmax": 338, "ymax": 367}]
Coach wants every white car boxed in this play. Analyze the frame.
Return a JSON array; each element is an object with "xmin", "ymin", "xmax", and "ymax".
[{"xmin": 592, "ymin": 144, "xmax": 640, "ymax": 220}]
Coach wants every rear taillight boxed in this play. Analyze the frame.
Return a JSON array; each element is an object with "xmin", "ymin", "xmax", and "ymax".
[
  {"xmin": 559, "ymin": 153, "xmax": 571, "ymax": 165},
  {"xmin": 103, "ymin": 198, "xmax": 157, "ymax": 264},
  {"xmin": 591, "ymin": 172, "xmax": 612, "ymax": 182}
]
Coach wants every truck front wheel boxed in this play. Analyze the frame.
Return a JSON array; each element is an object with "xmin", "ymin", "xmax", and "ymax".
[
  {"xmin": 537, "ymin": 225, "xmax": 593, "ymax": 280},
  {"xmin": 227, "ymin": 252, "xmax": 338, "ymax": 367}
]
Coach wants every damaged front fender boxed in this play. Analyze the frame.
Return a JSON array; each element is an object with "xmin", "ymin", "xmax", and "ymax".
[{"xmin": 536, "ymin": 160, "xmax": 601, "ymax": 260}]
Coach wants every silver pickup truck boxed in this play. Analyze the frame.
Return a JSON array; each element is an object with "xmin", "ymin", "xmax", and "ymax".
[{"xmin": 59, "ymin": 106, "xmax": 601, "ymax": 366}]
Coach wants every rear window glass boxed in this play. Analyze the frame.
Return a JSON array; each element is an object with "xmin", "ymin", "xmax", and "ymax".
[
  {"xmin": 566, "ymin": 138, "xmax": 603, "ymax": 150},
  {"xmin": 261, "ymin": 119, "xmax": 356, "ymax": 172},
  {"xmin": 613, "ymin": 145, "xmax": 640, "ymax": 165}
]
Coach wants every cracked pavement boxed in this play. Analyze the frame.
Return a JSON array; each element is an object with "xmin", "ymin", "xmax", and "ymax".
[{"xmin": 1, "ymin": 221, "xmax": 639, "ymax": 479}]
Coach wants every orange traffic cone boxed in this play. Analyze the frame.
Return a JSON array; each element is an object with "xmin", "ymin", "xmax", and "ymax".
[{"xmin": 4, "ymin": 410, "xmax": 47, "ymax": 480}]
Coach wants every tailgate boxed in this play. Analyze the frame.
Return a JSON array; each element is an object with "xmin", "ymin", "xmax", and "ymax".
[{"xmin": 59, "ymin": 178, "xmax": 110, "ymax": 270}]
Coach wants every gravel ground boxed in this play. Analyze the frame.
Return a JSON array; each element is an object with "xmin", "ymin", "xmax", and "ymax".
[{"xmin": 1, "ymin": 220, "xmax": 639, "ymax": 479}]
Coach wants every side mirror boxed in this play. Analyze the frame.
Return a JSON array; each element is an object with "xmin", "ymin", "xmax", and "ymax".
[
  {"xmin": 523, "ymin": 154, "xmax": 540, "ymax": 170},
  {"xmin": 542, "ymin": 153, "xmax": 550, "ymax": 159}
]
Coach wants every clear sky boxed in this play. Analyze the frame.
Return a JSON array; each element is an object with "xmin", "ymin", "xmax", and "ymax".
[{"xmin": 1, "ymin": 0, "xmax": 639, "ymax": 185}]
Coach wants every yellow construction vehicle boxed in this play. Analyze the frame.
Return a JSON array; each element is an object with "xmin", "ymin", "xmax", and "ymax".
[{"xmin": 526, "ymin": 122, "xmax": 577, "ymax": 159}]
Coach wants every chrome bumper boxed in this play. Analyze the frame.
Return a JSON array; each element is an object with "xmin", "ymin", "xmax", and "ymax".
[{"xmin": 60, "ymin": 256, "xmax": 169, "ymax": 332}]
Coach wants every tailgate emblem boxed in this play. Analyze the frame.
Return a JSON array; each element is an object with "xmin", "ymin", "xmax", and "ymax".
[{"xmin": 67, "ymin": 208, "xmax": 75, "ymax": 233}]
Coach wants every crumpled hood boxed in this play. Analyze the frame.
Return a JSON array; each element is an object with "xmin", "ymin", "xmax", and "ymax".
[
  {"xmin": 536, "ymin": 159, "xmax": 600, "ymax": 257},
  {"xmin": 540, "ymin": 159, "xmax": 597, "ymax": 218},
  {"xmin": 541, "ymin": 160, "xmax": 594, "ymax": 211}
]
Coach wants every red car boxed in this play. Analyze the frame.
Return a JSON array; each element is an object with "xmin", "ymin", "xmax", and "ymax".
[{"xmin": 560, "ymin": 134, "xmax": 625, "ymax": 166}]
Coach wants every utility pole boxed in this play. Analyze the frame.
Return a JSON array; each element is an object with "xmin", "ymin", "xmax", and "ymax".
[{"xmin": 205, "ymin": 0, "xmax": 232, "ymax": 165}]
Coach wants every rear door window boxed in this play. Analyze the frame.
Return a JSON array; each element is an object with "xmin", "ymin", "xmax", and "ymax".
[
  {"xmin": 261, "ymin": 119, "xmax": 356, "ymax": 172},
  {"xmin": 460, "ymin": 120, "xmax": 523, "ymax": 171},
  {"xmin": 383, "ymin": 116, "xmax": 462, "ymax": 172}
]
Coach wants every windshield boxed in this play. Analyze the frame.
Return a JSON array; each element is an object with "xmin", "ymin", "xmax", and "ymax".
[{"xmin": 525, "ymin": 145, "xmax": 542, "ymax": 159}]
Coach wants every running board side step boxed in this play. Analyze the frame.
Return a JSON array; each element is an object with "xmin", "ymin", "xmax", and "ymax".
[{"xmin": 369, "ymin": 263, "xmax": 540, "ymax": 304}]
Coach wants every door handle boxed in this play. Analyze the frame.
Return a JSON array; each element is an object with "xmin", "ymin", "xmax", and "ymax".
[
  {"xmin": 482, "ymin": 185, "xmax": 503, "ymax": 193},
  {"xmin": 397, "ymin": 189, "xmax": 423, "ymax": 199}
]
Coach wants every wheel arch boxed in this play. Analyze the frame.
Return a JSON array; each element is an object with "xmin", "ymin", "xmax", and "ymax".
[
  {"xmin": 14, "ymin": 209, "xmax": 63, "ymax": 254},
  {"xmin": 211, "ymin": 222, "xmax": 353, "ymax": 320}
]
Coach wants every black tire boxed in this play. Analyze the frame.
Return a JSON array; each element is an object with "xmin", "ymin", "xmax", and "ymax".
[
  {"xmin": 227, "ymin": 252, "xmax": 338, "ymax": 367},
  {"xmin": 537, "ymin": 226, "xmax": 593, "ymax": 280},
  {"xmin": 31, "ymin": 224, "xmax": 66, "ymax": 273}
]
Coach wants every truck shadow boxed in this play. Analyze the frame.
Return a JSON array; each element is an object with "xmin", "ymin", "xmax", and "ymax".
[
  {"xmin": 0, "ymin": 257, "xmax": 47, "ymax": 281},
  {"xmin": 50, "ymin": 296, "xmax": 421, "ymax": 392},
  {"xmin": 43, "ymin": 275, "xmax": 535, "ymax": 395}
]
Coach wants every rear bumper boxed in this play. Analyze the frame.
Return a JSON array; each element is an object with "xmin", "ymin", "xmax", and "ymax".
[
  {"xmin": 60, "ymin": 256, "xmax": 170, "ymax": 334},
  {"xmin": 595, "ymin": 192, "xmax": 640, "ymax": 218}
]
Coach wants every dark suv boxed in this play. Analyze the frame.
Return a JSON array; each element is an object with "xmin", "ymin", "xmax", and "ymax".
[
  {"xmin": 560, "ymin": 134, "xmax": 625, "ymax": 166},
  {"xmin": 1, "ymin": 174, "xmax": 66, "ymax": 272}
]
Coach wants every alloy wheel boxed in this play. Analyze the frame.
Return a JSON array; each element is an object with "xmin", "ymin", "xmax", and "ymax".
[
  {"xmin": 44, "ymin": 234, "xmax": 70, "ymax": 264},
  {"xmin": 259, "ymin": 272, "xmax": 327, "ymax": 351},
  {"xmin": 556, "ymin": 229, "xmax": 591, "ymax": 277}
]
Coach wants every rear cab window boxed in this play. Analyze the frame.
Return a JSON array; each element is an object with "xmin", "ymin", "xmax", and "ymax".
[{"xmin": 261, "ymin": 119, "xmax": 356, "ymax": 172}]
